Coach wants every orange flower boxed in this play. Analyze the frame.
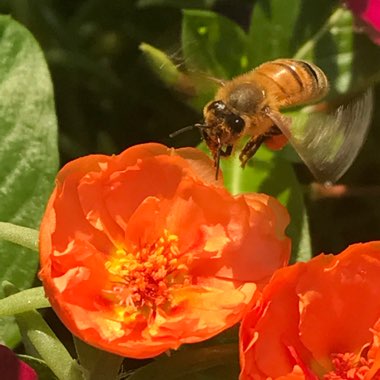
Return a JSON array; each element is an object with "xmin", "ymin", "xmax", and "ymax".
[
  {"xmin": 239, "ymin": 241, "xmax": 380, "ymax": 379},
  {"xmin": 39, "ymin": 143, "xmax": 290, "ymax": 358}
]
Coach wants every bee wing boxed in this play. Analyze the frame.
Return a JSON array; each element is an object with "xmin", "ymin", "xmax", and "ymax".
[{"xmin": 267, "ymin": 88, "xmax": 374, "ymax": 183}]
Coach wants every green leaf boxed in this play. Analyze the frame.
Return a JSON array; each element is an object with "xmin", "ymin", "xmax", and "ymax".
[
  {"xmin": 325, "ymin": 12, "xmax": 380, "ymax": 93},
  {"xmin": 3, "ymin": 283, "xmax": 83, "ymax": 380},
  {"xmin": 0, "ymin": 317, "xmax": 21, "ymax": 347},
  {"xmin": 182, "ymin": 10, "xmax": 248, "ymax": 79},
  {"xmin": 139, "ymin": 42, "xmax": 183, "ymax": 87},
  {"xmin": 294, "ymin": 7, "xmax": 380, "ymax": 94},
  {"xmin": 248, "ymin": 0, "xmax": 302, "ymax": 66},
  {"xmin": 181, "ymin": 9, "xmax": 249, "ymax": 110},
  {"xmin": 139, "ymin": 42, "xmax": 197, "ymax": 98},
  {"xmin": 295, "ymin": 8, "xmax": 355, "ymax": 94},
  {"xmin": 0, "ymin": 16, "xmax": 58, "ymax": 346},
  {"xmin": 0, "ymin": 285, "xmax": 50, "ymax": 316},
  {"xmin": 74, "ymin": 337, "xmax": 123, "ymax": 380},
  {"xmin": 248, "ymin": 0, "xmax": 336, "ymax": 66},
  {"xmin": 248, "ymin": 1, "xmax": 380, "ymax": 93},
  {"xmin": 139, "ymin": 41, "xmax": 219, "ymax": 112},
  {"xmin": 218, "ymin": 145, "xmax": 312, "ymax": 262},
  {"xmin": 128, "ymin": 344, "xmax": 238, "ymax": 380}
]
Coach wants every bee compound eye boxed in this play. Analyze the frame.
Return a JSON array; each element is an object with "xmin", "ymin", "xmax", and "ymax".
[
  {"xmin": 208, "ymin": 101, "xmax": 226, "ymax": 112},
  {"xmin": 231, "ymin": 116, "xmax": 245, "ymax": 133}
]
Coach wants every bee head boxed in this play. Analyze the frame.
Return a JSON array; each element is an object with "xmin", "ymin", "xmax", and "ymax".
[
  {"xmin": 169, "ymin": 100, "xmax": 246, "ymax": 180},
  {"xmin": 203, "ymin": 100, "xmax": 245, "ymax": 144}
]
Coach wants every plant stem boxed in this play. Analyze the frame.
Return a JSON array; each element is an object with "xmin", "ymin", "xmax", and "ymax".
[
  {"xmin": 0, "ymin": 222, "xmax": 39, "ymax": 251},
  {"xmin": 0, "ymin": 285, "xmax": 50, "ymax": 316},
  {"xmin": 4, "ymin": 283, "xmax": 84, "ymax": 380}
]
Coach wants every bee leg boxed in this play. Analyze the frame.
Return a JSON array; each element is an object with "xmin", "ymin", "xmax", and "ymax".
[
  {"xmin": 239, "ymin": 135, "xmax": 265, "ymax": 167},
  {"xmin": 220, "ymin": 145, "xmax": 233, "ymax": 157}
]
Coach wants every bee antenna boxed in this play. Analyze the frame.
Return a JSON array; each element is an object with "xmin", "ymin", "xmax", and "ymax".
[
  {"xmin": 169, "ymin": 123, "xmax": 209, "ymax": 138},
  {"xmin": 169, "ymin": 125, "xmax": 195, "ymax": 138},
  {"xmin": 194, "ymin": 123, "xmax": 209, "ymax": 129}
]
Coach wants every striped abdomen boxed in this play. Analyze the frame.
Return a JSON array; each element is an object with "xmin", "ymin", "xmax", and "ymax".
[{"xmin": 252, "ymin": 58, "xmax": 329, "ymax": 108}]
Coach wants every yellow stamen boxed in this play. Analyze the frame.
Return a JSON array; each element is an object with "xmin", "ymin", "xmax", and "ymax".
[
  {"xmin": 104, "ymin": 230, "xmax": 191, "ymax": 319},
  {"xmin": 324, "ymin": 351, "xmax": 379, "ymax": 380}
]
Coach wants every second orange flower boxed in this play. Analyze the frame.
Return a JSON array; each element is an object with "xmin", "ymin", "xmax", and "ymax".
[{"xmin": 239, "ymin": 241, "xmax": 380, "ymax": 379}]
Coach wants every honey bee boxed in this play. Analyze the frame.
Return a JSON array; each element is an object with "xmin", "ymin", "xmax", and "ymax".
[{"xmin": 172, "ymin": 58, "xmax": 373, "ymax": 182}]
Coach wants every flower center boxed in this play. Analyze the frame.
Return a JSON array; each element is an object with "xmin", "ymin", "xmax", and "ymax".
[
  {"xmin": 324, "ymin": 352, "xmax": 380, "ymax": 380},
  {"xmin": 104, "ymin": 230, "xmax": 191, "ymax": 318}
]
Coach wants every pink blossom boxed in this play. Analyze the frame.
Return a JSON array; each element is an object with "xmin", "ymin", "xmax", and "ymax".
[
  {"xmin": 345, "ymin": 0, "xmax": 380, "ymax": 45},
  {"xmin": 0, "ymin": 345, "xmax": 37, "ymax": 380}
]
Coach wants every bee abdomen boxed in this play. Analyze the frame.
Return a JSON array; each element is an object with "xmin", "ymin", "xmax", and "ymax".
[{"xmin": 254, "ymin": 59, "xmax": 329, "ymax": 108}]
